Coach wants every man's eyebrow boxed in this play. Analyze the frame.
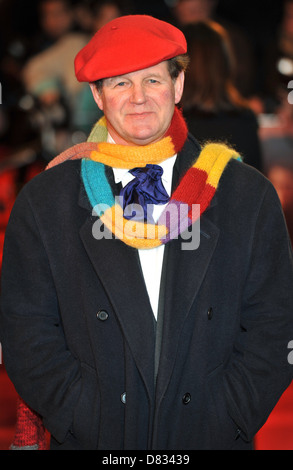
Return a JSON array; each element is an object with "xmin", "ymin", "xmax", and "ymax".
[
  {"xmin": 105, "ymin": 72, "xmax": 165, "ymax": 85},
  {"xmin": 144, "ymin": 73, "xmax": 164, "ymax": 80},
  {"xmin": 105, "ymin": 75, "xmax": 129, "ymax": 85}
]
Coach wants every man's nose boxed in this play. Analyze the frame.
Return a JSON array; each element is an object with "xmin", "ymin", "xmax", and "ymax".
[{"xmin": 129, "ymin": 84, "xmax": 146, "ymax": 104}]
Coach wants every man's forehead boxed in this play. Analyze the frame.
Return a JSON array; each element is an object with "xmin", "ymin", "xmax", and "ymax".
[{"xmin": 104, "ymin": 62, "xmax": 169, "ymax": 84}]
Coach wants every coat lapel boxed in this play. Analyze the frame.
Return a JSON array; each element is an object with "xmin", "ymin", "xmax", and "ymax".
[
  {"xmin": 78, "ymin": 174, "xmax": 156, "ymax": 401},
  {"xmin": 155, "ymin": 136, "xmax": 220, "ymax": 399}
]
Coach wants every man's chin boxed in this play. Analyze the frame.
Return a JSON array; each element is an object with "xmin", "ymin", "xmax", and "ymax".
[
  {"xmin": 126, "ymin": 132, "xmax": 163, "ymax": 146},
  {"xmin": 124, "ymin": 124, "xmax": 165, "ymax": 146}
]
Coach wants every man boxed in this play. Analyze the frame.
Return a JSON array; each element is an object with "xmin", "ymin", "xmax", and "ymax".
[{"xmin": 1, "ymin": 15, "xmax": 293, "ymax": 451}]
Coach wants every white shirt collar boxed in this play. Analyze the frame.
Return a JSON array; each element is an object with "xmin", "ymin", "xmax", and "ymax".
[{"xmin": 108, "ymin": 132, "xmax": 177, "ymax": 196}]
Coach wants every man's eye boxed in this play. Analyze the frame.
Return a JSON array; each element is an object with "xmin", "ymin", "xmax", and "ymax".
[
  {"xmin": 116, "ymin": 82, "xmax": 127, "ymax": 87},
  {"xmin": 149, "ymin": 79, "xmax": 158, "ymax": 84}
]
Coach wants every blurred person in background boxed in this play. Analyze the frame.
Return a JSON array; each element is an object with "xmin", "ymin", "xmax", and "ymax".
[
  {"xmin": 172, "ymin": 0, "xmax": 216, "ymax": 23},
  {"xmin": 259, "ymin": 100, "xmax": 293, "ymax": 247},
  {"xmin": 74, "ymin": 0, "xmax": 135, "ymax": 36},
  {"xmin": 21, "ymin": 0, "xmax": 89, "ymax": 145},
  {"xmin": 73, "ymin": 0, "xmax": 96, "ymax": 34},
  {"xmin": 265, "ymin": 155, "xmax": 293, "ymax": 247},
  {"xmin": 170, "ymin": 0, "xmax": 255, "ymax": 99},
  {"xmin": 263, "ymin": 0, "xmax": 293, "ymax": 113},
  {"xmin": 21, "ymin": 0, "xmax": 131, "ymax": 159},
  {"xmin": 257, "ymin": 0, "xmax": 293, "ymax": 246},
  {"xmin": 91, "ymin": 0, "xmax": 132, "ymax": 31},
  {"xmin": 32, "ymin": 0, "xmax": 76, "ymax": 54},
  {"xmin": 181, "ymin": 21, "xmax": 263, "ymax": 171}
]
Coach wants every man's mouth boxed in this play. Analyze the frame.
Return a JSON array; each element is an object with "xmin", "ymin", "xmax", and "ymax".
[{"xmin": 127, "ymin": 112, "xmax": 153, "ymax": 118}]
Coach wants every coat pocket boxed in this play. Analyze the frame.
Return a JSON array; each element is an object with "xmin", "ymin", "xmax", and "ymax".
[
  {"xmin": 206, "ymin": 364, "xmax": 240, "ymax": 449},
  {"xmin": 72, "ymin": 362, "xmax": 100, "ymax": 449}
]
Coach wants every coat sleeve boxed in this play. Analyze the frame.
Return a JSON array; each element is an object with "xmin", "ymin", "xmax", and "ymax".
[
  {"xmin": 223, "ymin": 182, "xmax": 293, "ymax": 442},
  {"xmin": 0, "ymin": 187, "xmax": 82, "ymax": 444}
]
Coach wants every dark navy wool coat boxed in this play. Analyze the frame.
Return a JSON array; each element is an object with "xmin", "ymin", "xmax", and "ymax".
[{"xmin": 1, "ymin": 135, "xmax": 293, "ymax": 450}]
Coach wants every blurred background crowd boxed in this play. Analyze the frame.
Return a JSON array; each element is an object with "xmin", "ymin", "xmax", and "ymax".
[{"xmin": 0, "ymin": 0, "xmax": 293, "ymax": 450}]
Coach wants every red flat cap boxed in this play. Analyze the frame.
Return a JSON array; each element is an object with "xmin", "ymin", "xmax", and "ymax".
[{"xmin": 74, "ymin": 15, "xmax": 187, "ymax": 82}]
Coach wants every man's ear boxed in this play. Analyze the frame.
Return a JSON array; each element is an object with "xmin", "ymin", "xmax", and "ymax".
[
  {"xmin": 174, "ymin": 71, "xmax": 185, "ymax": 105},
  {"xmin": 90, "ymin": 83, "xmax": 104, "ymax": 111}
]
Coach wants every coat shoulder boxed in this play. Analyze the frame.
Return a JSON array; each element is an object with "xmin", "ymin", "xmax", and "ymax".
[
  {"xmin": 221, "ymin": 157, "xmax": 274, "ymax": 201},
  {"xmin": 24, "ymin": 160, "xmax": 82, "ymax": 198},
  {"xmin": 11, "ymin": 160, "xmax": 88, "ymax": 223}
]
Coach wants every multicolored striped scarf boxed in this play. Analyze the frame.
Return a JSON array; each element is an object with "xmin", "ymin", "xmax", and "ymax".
[{"xmin": 47, "ymin": 107, "xmax": 241, "ymax": 249}]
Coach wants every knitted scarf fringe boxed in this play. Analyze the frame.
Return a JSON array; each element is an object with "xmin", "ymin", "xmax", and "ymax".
[{"xmin": 10, "ymin": 397, "xmax": 47, "ymax": 450}]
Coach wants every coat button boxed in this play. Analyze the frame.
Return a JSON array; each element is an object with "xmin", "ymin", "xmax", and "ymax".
[
  {"xmin": 121, "ymin": 392, "xmax": 126, "ymax": 404},
  {"xmin": 182, "ymin": 393, "xmax": 191, "ymax": 405},
  {"xmin": 207, "ymin": 307, "xmax": 213, "ymax": 320},
  {"xmin": 97, "ymin": 310, "xmax": 109, "ymax": 321}
]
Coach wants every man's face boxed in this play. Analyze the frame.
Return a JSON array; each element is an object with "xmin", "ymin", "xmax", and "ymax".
[{"xmin": 90, "ymin": 61, "xmax": 184, "ymax": 146}]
